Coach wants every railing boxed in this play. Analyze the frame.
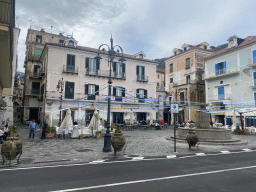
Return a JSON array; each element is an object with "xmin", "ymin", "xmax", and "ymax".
[
  {"xmin": 208, "ymin": 94, "xmax": 232, "ymax": 101},
  {"xmin": 204, "ymin": 66, "xmax": 240, "ymax": 80},
  {"xmin": 25, "ymin": 89, "xmax": 40, "ymax": 95},
  {"xmin": 37, "ymin": 95, "xmax": 43, "ymax": 101},
  {"xmin": 248, "ymin": 57, "xmax": 256, "ymax": 66},
  {"xmin": 156, "ymin": 87, "xmax": 165, "ymax": 92},
  {"xmin": 63, "ymin": 65, "xmax": 79, "ymax": 74},
  {"xmin": 27, "ymin": 54, "xmax": 41, "ymax": 61},
  {"xmin": 85, "ymin": 68, "xmax": 126, "ymax": 80},
  {"xmin": 29, "ymin": 72, "xmax": 41, "ymax": 78},
  {"xmin": 249, "ymin": 80, "xmax": 256, "ymax": 88},
  {"xmin": 137, "ymin": 75, "xmax": 148, "ymax": 82}
]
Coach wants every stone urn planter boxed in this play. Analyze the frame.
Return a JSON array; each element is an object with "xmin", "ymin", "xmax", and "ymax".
[
  {"xmin": 1, "ymin": 137, "xmax": 22, "ymax": 164},
  {"xmin": 111, "ymin": 125, "xmax": 125, "ymax": 156},
  {"xmin": 186, "ymin": 129, "xmax": 199, "ymax": 149}
]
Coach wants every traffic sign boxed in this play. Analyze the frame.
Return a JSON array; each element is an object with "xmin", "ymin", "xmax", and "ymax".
[{"xmin": 171, "ymin": 104, "xmax": 179, "ymax": 113}]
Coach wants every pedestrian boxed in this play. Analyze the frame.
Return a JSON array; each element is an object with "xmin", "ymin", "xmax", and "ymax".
[
  {"xmin": 40, "ymin": 120, "xmax": 47, "ymax": 139},
  {"xmin": 0, "ymin": 128, "xmax": 7, "ymax": 143},
  {"xmin": 29, "ymin": 119, "xmax": 37, "ymax": 139},
  {"xmin": 155, "ymin": 120, "xmax": 160, "ymax": 130}
]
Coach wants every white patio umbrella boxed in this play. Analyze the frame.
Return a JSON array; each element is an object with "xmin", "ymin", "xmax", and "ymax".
[
  {"xmin": 130, "ymin": 111, "xmax": 133, "ymax": 125},
  {"xmin": 58, "ymin": 108, "xmax": 73, "ymax": 135},
  {"xmin": 231, "ymin": 110, "xmax": 237, "ymax": 131}
]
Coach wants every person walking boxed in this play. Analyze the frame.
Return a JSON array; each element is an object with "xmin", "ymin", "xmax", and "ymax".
[
  {"xmin": 40, "ymin": 121, "xmax": 47, "ymax": 139},
  {"xmin": 29, "ymin": 119, "xmax": 37, "ymax": 139}
]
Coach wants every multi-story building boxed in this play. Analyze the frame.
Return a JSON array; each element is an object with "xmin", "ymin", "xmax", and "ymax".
[
  {"xmin": 0, "ymin": 0, "xmax": 20, "ymax": 125},
  {"xmin": 205, "ymin": 35, "xmax": 256, "ymax": 127},
  {"xmin": 37, "ymin": 40, "xmax": 158, "ymax": 126},
  {"xmin": 22, "ymin": 28, "xmax": 75, "ymax": 123},
  {"xmin": 165, "ymin": 42, "xmax": 213, "ymax": 123}
]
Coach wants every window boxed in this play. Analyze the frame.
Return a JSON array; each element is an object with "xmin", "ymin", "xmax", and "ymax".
[
  {"xmin": 113, "ymin": 62, "xmax": 125, "ymax": 78},
  {"xmin": 158, "ymin": 74, "xmax": 160, "ymax": 79},
  {"xmin": 170, "ymin": 64, "xmax": 173, "ymax": 73},
  {"xmin": 184, "ymin": 47, "xmax": 187, "ymax": 51},
  {"xmin": 253, "ymin": 50, "xmax": 256, "ymax": 64},
  {"xmin": 33, "ymin": 65, "xmax": 40, "ymax": 77},
  {"xmin": 36, "ymin": 35, "xmax": 42, "ymax": 43},
  {"xmin": 136, "ymin": 89, "xmax": 147, "ymax": 103},
  {"xmin": 204, "ymin": 45, "xmax": 207, "ymax": 50},
  {"xmin": 218, "ymin": 86, "xmax": 225, "ymax": 100},
  {"xmin": 157, "ymin": 82, "xmax": 159, "ymax": 88},
  {"xmin": 254, "ymin": 72, "xmax": 256, "ymax": 86},
  {"xmin": 215, "ymin": 62, "xmax": 226, "ymax": 75},
  {"xmin": 31, "ymin": 82, "xmax": 40, "ymax": 94},
  {"xmin": 170, "ymin": 78, "xmax": 173, "ymax": 83},
  {"xmin": 169, "ymin": 97, "xmax": 172, "ymax": 102},
  {"xmin": 85, "ymin": 84, "xmax": 99, "ymax": 100},
  {"xmin": 68, "ymin": 40, "xmax": 74, "ymax": 46},
  {"xmin": 59, "ymin": 39, "xmax": 64, "ymax": 43},
  {"xmin": 185, "ymin": 58, "xmax": 190, "ymax": 69},
  {"xmin": 174, "ymin": 52, "xmax": 177, "ymax": 56},
  {"xmin": 113, "ymin": 87, "xmax": 125, "ymax": 101},
  {"xmin": 86, "ymin": 58, "xmax": 100, "ymax": 75},
  {"xmin": 34, "ymin": 49, "xmax": 42, "ymax": 56},
  {"xmin": 66, "ymin": 54, "xmax": 76, "ymax": 72},
  {"xmin": 139, "ymin": 54, "xmax": 143, "ymax": 59},
  {"xmin": 65, "ymin": 82, "xmax": 74, "ymax": 99},
  {"xmin": 186, "ymin": 75, "xmax": 190, "ymax": 84},
  {"xmin": 136, "ymin": 66, "xmax": 145, "ymax": 80},
  {"xmin": 180, "ymin": 92, "xmax": 185, "ymax": 103}
]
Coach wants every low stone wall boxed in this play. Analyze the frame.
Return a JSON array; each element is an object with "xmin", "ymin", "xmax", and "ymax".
[{"xmin": 178, "ymin": 127, "xmax": 231, "ymax": 141}]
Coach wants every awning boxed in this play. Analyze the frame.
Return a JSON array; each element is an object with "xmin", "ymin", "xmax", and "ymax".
[{"xmin": 211, "ymin": 111, "xmax": 226, "ymax": 115}]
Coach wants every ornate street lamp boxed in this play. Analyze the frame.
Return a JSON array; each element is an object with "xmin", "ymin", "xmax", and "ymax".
[
  {"xmin": 95, "ymin": 35, "xmax": 125, "ymax": 152},
  {"xmin": 57, "ymin": 77, "xmax": 64, "ymax": 127}
]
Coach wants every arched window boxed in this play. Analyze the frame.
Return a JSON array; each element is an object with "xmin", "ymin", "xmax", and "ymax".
[{"xmin": 68, "ymin": 40, "xmax": 74, "ymax": 46}]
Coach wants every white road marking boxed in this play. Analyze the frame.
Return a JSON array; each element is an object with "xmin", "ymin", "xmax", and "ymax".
[
  {"xmin": 243, "ymin": 149, "xmax": 252, "ymax": 152},
  {"xmin": 167, "ymin": 155, "xmax": 176, "ymax": 159},
  {"xmin": 220, "ymin": 151, "xmax": 230, "ymax": 154},
  {"xmin": 132, "ymin": 157, "xmax": 144, "ymax": 160},
  {"xmin": 49, "ymin": 165, "xmax": 256, "ymax": 191},
  {"xmin": 195, "ymin": 153, "xmax": 205, "ymax": 156},
  {"xmin": 90, "ymin": 160, "xmax": 105, "ymax": 164}
]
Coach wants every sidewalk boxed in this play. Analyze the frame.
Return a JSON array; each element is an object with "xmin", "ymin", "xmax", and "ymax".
[{"xmin": 1, "ymin": 120, "xmax": 256, "ymax": 168}]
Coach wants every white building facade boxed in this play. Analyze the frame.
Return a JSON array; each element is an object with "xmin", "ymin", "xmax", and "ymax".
[
  {"xmin": 39, "ymin": 42, "xmax": 158, "ymax": 126},
  {"xmin": 205, "ymin": 35, "xmax": 256, "ymax": 127}
]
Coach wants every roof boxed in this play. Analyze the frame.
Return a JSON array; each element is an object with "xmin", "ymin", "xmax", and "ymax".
[
  {"xmin": 165, "ymin": 46, "xmax": 212, "ymax": 61},
  {"xmin": 156, "ymin": 68, "xmax": 165, "ymax": 73},
  {"xmin": 206, "ymin": 36, "xmax": 256, "ymax": 60},
  {"xmin": 44, "ymin": 43, "xmax": 158, "ymax": 63}
]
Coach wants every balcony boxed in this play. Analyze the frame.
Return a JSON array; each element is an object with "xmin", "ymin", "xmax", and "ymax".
[
  {"xmin": 249, "ymin": 80, "xmax": 256, "ymax": 89},
  {"xmin": 156, "ymin": 87, "xmax": 165, "ymax": 92},
  {"xmin": 37, "ymin": 95, "xmax": 43, "ymax": 101},
  {"xmin": 137, "ymin": 75, "xmax": 148, "ymax": 82},
  {"xmin": 208, "ymin": 94, "xmax": 232, "ymax": 102},
  {"xmin": 63, "ymin": 65, "xmax": 79, "ymax": 74},
  {"xmin": 204, "ymin": 66, "xmax": 240, "ymax": 80},
  {"xmin": 29, "ymin": 72, "xmax": 41, "ymax": 79},
  {"xmin": 247, "ymin": 57, "xmax": 256, "ymax": 67},
  {"xmin": 85, "ymin": 68, "xmax": 126, "ymax": 80},
  {"xmin": 25, "ymin": 89, "xmax": 40, "ymax": 96}
]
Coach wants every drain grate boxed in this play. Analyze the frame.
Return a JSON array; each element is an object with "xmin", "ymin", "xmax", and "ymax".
[{"xmin": 76, "ymin": 149, "xmax": 93, "ymax": 152}]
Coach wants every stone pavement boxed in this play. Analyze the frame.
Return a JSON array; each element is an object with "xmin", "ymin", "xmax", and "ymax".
[{"xmin": 1, "ymin": 120, "xmax": 256, "ymax": 168}]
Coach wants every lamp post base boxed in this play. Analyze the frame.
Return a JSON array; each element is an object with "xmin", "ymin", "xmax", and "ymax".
[{"xmin": 103, "ymin": 133, "xmax": 112, "ymax": 152}]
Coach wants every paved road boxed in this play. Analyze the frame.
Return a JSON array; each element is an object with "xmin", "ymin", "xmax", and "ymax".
[{"xmin": 1, "ymin": 149, "xmax": 256, "ymax": 191}]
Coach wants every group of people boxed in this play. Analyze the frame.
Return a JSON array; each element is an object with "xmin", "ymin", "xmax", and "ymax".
[
  {"xmin": 0, "ymin": 121, "xmax": 9, "ymax": 142},
  {"xmin": 28, "ymin": 119, "xmax": 48, "ymax": 139}
]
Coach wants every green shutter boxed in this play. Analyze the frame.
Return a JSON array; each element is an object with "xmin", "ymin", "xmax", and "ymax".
[
  {"xmin": 96, "ymin": 59, "xmax": 100, "ymax": 70},
  {"xmin": 85, "ymin": 84, "xmax": 88, "ymax": 94},
  {"xmin": 122, "ymin": 87, "xmax": 125, "ymax": 97},
  {"xmin": 142, "ymin": 66, "xmax": 145, "ymax": 76},
  {"xmin": 122, "ymin": 63, "xmax": 125, "ymax": 73},
  {"xmin": 34, "ymin": 49, "xmax": 42, "ymax": 56},
  {"xmin": 113, "ymin": 87, "xmax": 116, "ymax": 96},
  {"xmin": 72, "ymin": 55, "xmax": 75, "ymax": 66},
  {"xmin": 144, "ymin": 90, "xmax": 147, "ymax": 99},
  {"xmin": 67, "ymin": 55, "xmax": 70, "ymax": 66},
  {"xmin": 136, "ymin": 66, "xmax": 139, "ymax": 75},
  {"xmin": 86, "ymin": 58, "xmax": 89, "ymax": 68},
  {"xmin": 95, "ymin": 85, "xmax": 99, "ymax": 95},
  {"xmin": 113, "ymin": 62, "xmax": 116, "ymax": 72},
  {"xmin": 136, "ymin": 89, "xmax": 139, "ymax": 98}
]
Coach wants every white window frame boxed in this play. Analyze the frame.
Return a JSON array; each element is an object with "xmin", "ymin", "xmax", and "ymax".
[
  {"xmin": 88, "ymin": 85, "xmax": 95, "ymax": 95},
  {"xmin": 139, "ymin": 89, "xmax": 144, "ymax": 99}
]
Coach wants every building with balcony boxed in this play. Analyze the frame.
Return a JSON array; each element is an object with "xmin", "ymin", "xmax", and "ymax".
[
  {"xmin": 165, "ymin": 42, "xmax": 213, "ymax": 123},
  {"xmin": 22, "ymin": 29, "xmax": 75, "ymax": 123},
  {"xmin": 205, "ymin": 35, "xmax": 256, "ymax": 126},
  {"xmin": 0, "ymin": 0, "xmax": 20, "ymax": 125},
  {"xmin": 32, "ymin": 40, "xmax": 158, "ymax": 126}
]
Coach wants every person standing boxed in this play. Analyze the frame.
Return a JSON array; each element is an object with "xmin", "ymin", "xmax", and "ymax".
[
  {"xmin": 40, "ymin": 121, "xmax": 47, "ymax": 139},
  {"xmin": 29, "ymin": 119, "xmax": 37, "ymax": 139}
]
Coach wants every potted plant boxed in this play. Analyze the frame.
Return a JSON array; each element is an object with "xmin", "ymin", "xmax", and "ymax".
[
  {"xmin": 110, "ymin": 124, "xmax": 116, "ymax": 135},
  {"xmin": 1, "ymin": 125, "xmax": 22, "ymax": 164},
  {"xmin": 46, "ymin": 125, "xmax": 56, "ymax": 138},
  {"xmin": 111, "ymin": 124, "xmax": 126, "ymax": 155},
  {"xmin": 95, "ymin": 131, "xmax": 102, "ymax": 138},
  {"xmin": 186, "ymin": 124, "xmax": 199, "ymax": 149}
]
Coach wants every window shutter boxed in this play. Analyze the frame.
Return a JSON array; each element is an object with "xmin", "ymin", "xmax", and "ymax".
[
  {"xmin": 122, "ymin": 63, "xmax": 125, "ymax": 73},
  {"xmin": 86, "ymin": 58, "xmax": 89, "ymax": 68},
  {"xmin": 72, "ymin": 55, "xmax": 75, "ymax": 66},
  {"xmin": 144, "ymin": 90, "xmax": 147, "ymax": 99},
  {"xmin": 223, "ymin": 62, "xmax": 226, "ymax": 73},
  {"xmin": 85, "ymin": 84, "xmax": 88, "ymax": 94},
  {"xmin": 215, "ymin": 64, "xmax": 219, "ymax": 75},
  {"xmin": 122, "ymin": 88, "xmax": 125, "ymax": 97},
  {"xmin": 113, "ymin": 86, "xmax": 116, "ymax": 96},
  {"xmin": 113, "ymin": 62, "xmax": 116, "ymax": 72},
  {"xmin": 142, "ymin": 66, "xmax": 145, "ymax": 76},
  {"xmin": 136, "ymin": 66, "xmax": 139, "ymax": 75},
  {"xmin": 70, "ymin": 82, "xmax": 74, "ymax": 99},
  {"xmin": 67, "ymin": 55, "xmax": 70, "ymax": 66},
  {"xmin": 136, "ymin": 89, "xmax": 139, "ymax": 98},
  {"xmin": 95, "ymin": 85, "xmax": 99, "ymax": 95},
  {"xmin": 253, "ymin": 50, "xmax": 256, "ymax": 63},
  {"xmin": 96, "ymin": 58, "xmax": 100, "ymax": 70}
]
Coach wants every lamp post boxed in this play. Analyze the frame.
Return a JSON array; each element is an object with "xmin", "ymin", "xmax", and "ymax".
[
  {"xmin": 57, "ymin": 77, "xmax": 64, "ymax": 127},
  {"xmin": 95, "ymin": 35, "xmax": 125, "ymax": 152}
]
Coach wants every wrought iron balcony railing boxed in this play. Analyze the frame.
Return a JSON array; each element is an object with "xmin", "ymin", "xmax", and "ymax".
[{"xmin": 63, "ymin": 65, "xmax": 79, "ymax": 74}]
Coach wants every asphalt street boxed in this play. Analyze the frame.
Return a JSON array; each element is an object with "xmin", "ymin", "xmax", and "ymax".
[{"xmin": 1, "ymin": 149, "xmax": 256, "ymax": 192}]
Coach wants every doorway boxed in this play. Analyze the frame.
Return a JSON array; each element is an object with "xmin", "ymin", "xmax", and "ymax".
[
  {"xmin": 85, "ymin": 110, "xmax": 94, "ymax": 126},
  {"xmin": 113, "ymin": 112, "xmax": 124, "ymax": 124},
  {"xmin": 29, "ymin": 108, "xmax": 39, "ymax": 122},
  {"xmin": 137, "ymin": 112, "xmax": 146, "ymax": 122}
]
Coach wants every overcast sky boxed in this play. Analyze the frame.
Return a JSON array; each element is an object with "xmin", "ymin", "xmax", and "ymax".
[{"xmin": 16, "ymin": 0, "xmax": 256, "ymax": 72}]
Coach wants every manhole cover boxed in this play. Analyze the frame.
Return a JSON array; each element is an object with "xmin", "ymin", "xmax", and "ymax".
[{"xmin": 76, "ymin": 149, "xmax": 93, "ymax": 152}]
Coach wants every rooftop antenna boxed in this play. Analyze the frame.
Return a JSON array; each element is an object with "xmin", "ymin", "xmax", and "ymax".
[{"xmin": 29, "ymin": 18, "xmax": 33, "ymax": 29}]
